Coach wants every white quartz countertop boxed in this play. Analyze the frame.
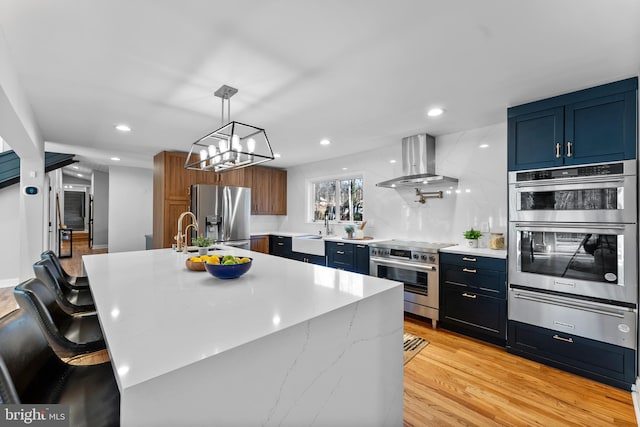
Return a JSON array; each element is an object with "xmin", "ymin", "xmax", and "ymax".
[
  {"xmin": 440, "ymin": 245, "xmax": 507, "ymax": 259},
  {"xmin": 251, "ymin": 231, "xmax": 386, "ymax": 244},
  {"xmin": 83, "ymin": 247, "xmax": 401, "ymax": 391}
]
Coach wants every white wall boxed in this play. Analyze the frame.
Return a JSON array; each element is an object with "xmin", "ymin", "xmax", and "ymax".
[
  {"xmin": 108, "ymin": 166, "xmax": 153, "ymax": 253},
  {"xmin": 0, "ymin": 30, "xmax": 45, "ymax": 281},
  {"xmin": 282, "ymin": 122, "xmax": 507, "ymax": 246},
  {"xmin": 0, "ymin": 185, "xmax": 20, "ymax": 286},
  {"xmin": 92, "ymin": 170, "xmax": 109, "ymax": 248}
]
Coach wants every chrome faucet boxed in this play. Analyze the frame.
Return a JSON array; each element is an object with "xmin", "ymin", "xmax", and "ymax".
[
  {"xmin": 176, "ymin": 211, "xmax": 198, "ymax": 251},
  {"xmin": 324, "ymin": 211, "xmax": 333, "ymax": 236}
]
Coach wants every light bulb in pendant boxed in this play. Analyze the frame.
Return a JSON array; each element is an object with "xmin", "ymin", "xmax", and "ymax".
[
  {"xmin": 219, "ymin": 139, "xmax": 228, "ymax": 153},
  {"xmin": 199, "ymin": 149, "xmax": 208, "ymax": 168},
  {"xmin": 208, "ymin": 145, "xmax": 218, "ymax": 166},
  {"xmin": 231, "ymin": 134, "xmax": 240, "ymax": 150},
  {"xmin": 247, "ymin": 138, "xmax": 256, "ymax": 153}
]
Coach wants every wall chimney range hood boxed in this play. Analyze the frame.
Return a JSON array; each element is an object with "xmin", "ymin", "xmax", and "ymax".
[{"xmin": 376, "ymin": 134, "xmax": 458, "ymax": 188}]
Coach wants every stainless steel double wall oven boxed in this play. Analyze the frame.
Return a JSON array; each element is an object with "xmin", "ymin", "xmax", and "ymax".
[{"xmin": 508, "ymin": 160, "xmax": 637, "ymax": 351}]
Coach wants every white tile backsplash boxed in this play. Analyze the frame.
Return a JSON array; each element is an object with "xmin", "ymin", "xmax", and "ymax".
[{"xmin": 279, "ymin": 122, "xmax": 508, "ymax": 246}]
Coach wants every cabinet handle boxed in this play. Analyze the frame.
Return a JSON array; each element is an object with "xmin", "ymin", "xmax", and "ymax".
[
  {"xmin": 555, "ymin": 142, "xmax": 561, "ymax": 158},
  {"xmin": 277, "ymin": 243, "xmax": 284, "ymax": 246},
  {"xmin": 337, "ymin": 251, "xmax": 345, "ymax": 255},
  {"xmin": 337, "ymin": 242, "xmax": 345, "ymax": 246},
  {"xmin": 552, "ymin": 334, "xmax": 573, "ymax": 344},
  {"xmin": 462, "ymin": 293, "xmax": 477, "ymax": 299},
  {"xmin": 462, "ymin": 268, "xmax": 477, "ymax": 273},
  {"xmin": 462, "ymin": 257, "xmax": 476, "ymax": 262},
  {"xmin": 566, "ymin": 141, "xmax": 572, "ymax": 157},
  {"xmin": 356, "ymin": 245, "xmax": 366, "ymax": 248}
]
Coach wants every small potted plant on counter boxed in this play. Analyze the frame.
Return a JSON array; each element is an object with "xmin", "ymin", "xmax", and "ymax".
[
  {"xmin": 194, "ymin": 235, "xmax": 213, "ymax": 255},
  {"xmin": 463, "ymin": 228, "xmax": 482, "ymax": 248},
  {"xmin": 344, "ymin": 225, "xmax": 355, "ymax": 239}
]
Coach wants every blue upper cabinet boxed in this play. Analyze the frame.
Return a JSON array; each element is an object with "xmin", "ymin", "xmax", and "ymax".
[{"xmin": 508, "ymin": 77, "xmax": 637, "ymax": 171}]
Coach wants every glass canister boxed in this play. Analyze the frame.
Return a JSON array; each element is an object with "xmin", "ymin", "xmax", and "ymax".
[{"xmin": 489, "ymin": 233, "xmax": 505, "ymax": 250}]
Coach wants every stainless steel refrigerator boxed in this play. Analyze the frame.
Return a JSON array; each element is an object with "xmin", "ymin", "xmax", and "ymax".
[{"xmin": 190, "ymin": 185, "xmax": 251, "ymax": 249}]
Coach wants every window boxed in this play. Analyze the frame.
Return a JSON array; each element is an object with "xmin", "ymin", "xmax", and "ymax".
[{"xmin": 311, "ymin": 176, "xmax": 363, "ymax": 222}]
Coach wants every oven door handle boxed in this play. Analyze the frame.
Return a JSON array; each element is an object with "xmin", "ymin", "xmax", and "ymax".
[
  {"xmin": 514, "ymin": 176, "xmax": 625, "ymax": 188},
  {"xmin": 511, "ymin": 291, "xmax": 635, "ymax": 317},
  {"xmin": 513, "ymin": 222, "xmax": 626, "ymax": 232},
  {"xmin": 370, "ymin": 257, "xmax": 436, "ymax": 272}
]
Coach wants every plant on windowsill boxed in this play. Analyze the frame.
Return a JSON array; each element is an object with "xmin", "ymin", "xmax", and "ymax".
[
  {"xmin": 194, "ymin": 235, "xmax": 213, "ymax": 255},
  {"xmin": 463, "ymin": 228, "xmax": 482, "ymax": 248},
  {"xmin": 344, "ymin": 225, "xmax": 355, "ymax": 239}
]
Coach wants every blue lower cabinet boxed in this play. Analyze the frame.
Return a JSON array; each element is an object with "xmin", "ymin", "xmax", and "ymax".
[
  {"xmin": 439, "ymin": 253, "xmax": 507, "ymax": 345},
  {"xmin": 326, "ymin": 241, "xmax": 370, "ymax": 274},
  {"xmin": 269, "ymin": 235, "xmax": 292, "ymax": 258},
  {"xmin": 507, "ymin": 320, "xmax": 636, "ymax": 390},
  {"xmin": 354, "ymin": 244, "xmax": 370, "ymax": 275},
  {"xmin": 291, "ymin": 252, "xmax": 325, "ymax": 265}
]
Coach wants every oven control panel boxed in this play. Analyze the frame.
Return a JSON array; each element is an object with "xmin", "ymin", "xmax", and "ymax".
[{"xmin": 370, "ymin": 247, "xmax": 438, "ymax": 264}]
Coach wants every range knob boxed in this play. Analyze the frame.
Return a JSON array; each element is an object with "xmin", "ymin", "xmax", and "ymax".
[
  {"xmin": 429, "ymin": 255, "xmax": 436, "ymax": 263},
  {"xmin": 420, "ymin": 255, "xmax": 427, "ymax": 261},
  {"xmin": 413, "ymin": 254, "xmax": 419, "ymax": 260}
]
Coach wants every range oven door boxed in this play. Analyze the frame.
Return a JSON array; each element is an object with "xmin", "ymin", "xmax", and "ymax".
[
  {"xmin": 508, "ymin": 162, "xmax": 636, "ymax": 224},
  {"xmin": 370, "ymin": 257, "xmax": 439, "ymax": 319},
  {"xmin": 509, "ymin": 222, "xmax": 637, "ymax": 304}
]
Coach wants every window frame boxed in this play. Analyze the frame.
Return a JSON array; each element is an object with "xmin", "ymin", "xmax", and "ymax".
[{"xmin": 307, "ymin": 173, "xmax": 364, "ymax": 224}]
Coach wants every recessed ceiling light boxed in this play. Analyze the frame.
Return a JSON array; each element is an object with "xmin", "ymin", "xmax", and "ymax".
[
  {"xmin": 77, "ymin": 173, "xmax": 83, "ymax": 177},
  {"xmin": 320, "ymin": 139, "xmax": 331, "ymax": 146},
  {"xmin": 427, "ymin": 108, "xmax": 444, "ymax": 117},
  {"xmin": 479, "ymin": 144, "xmax": 489, "ymax": 149},
  {"xmin": 110, "ymin": 157, "xmax": 121, "ymax": 161},
  {"xmin": 342, "ymin": 167, "xmax": 348, "ymax": 170},
  {"xmin": 115, "ymin": 124, "xmax": 131, "ymax": 132},
  {"xmin": 72, "ymin": 165, "xmax": 79, "ymax": 170},
  {"xmin": 274, "ymin": 153, "xmax": 281, "ymax": 158},
  {"xmin": 390, "ymin": 159, "xmax": 397, "ymax": 164}
]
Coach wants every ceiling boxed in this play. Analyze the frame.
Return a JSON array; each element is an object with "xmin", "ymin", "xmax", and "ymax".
[{"xmin": 0, "ymin": 1, "xmax": 638, "ymax": 175}]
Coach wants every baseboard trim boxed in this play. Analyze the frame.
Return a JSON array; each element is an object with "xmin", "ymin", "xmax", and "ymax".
[
  {"xmin": 92, "ymin": 244, "xmax": 108, "ymax": 250},
  {"xmin": 0, "ymin": 278, "xmax": 18, "ymax": 288},
  {"xmin": 632, "ymin": 378, "xmax": 640, "ymax": 425}
]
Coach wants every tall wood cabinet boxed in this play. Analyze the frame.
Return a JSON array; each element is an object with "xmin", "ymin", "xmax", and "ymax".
[
  {"xmin": 251, "ymin": 166, "xmax": 287, "ymax": 215},
  {"xmin": 153, "ymin": 151, "xmax": 287, "ymax": 248}
]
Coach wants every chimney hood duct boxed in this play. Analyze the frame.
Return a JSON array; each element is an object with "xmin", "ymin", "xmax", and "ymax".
[{"xmin": 376, "ymin": 134, "xmax": 458, "ymax": 188}]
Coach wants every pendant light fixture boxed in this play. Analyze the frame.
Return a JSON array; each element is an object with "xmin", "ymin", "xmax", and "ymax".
[{"xmin": 185, "ymin": 84, "xmax": 275, "ymax": 172}]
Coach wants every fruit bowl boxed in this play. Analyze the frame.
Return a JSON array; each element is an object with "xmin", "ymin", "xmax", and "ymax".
[
  {"xmin": 204, "ymin": 256, "xmax": 253, "ymax": 279},
  {"xmin": 185, "ymin": 256, "xmax": 207, "ymax": 271}
]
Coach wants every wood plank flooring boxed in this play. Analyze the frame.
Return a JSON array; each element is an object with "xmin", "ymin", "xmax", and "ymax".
[
  {"xmin": 404, "ymin": 315, "xmax": 636, "ymax": 426},
  {"xmin": 0, "ymin": 245, "xmax": 636, "ymax": 425}
]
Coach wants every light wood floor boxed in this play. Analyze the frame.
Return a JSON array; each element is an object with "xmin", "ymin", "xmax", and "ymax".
[
  {"xmin": 404, "ymin": 315, "xmax": 636, "ymax": 426},
  {"xmin": 0, "ymin": 242, "xmax": 636, "ymax": 425}
]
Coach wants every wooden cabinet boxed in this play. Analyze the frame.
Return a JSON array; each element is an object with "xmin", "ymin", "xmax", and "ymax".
[
  {"xmin": 326, "ymin": 241, "xmax": 369, "ymax": 275},
  {"xmin": 250, "ymin": 235, "xmax": 269, "ymax": 254},
  {"xmin": 153, "ymin": 151, "xmax": 287, "ymax": 248},
  {"xmin": 251, "ymin": 166, "xmax": 287, "ymax": 215},
  {"xmin": 439, "ymin": 253, "xmax": 507, "ymax": 345},
  {"xmin": 508, "ymin": 77, "xmax": 637, "ymax": 171},
  {"xmin": 508, "ymin": 320, "xmax": 635, "ymax": 390},
  {"xmin": 153, "ymin": 152, "xmax": 192, "ymax": 249}
]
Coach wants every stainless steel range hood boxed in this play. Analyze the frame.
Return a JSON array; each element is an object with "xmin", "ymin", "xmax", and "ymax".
[{"xmin": 377, "ymin": 134, "xmax": 458, "ymax": 188}]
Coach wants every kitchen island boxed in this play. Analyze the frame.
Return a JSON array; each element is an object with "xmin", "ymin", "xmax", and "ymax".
[{"xmin": 83, "ymin": 247, "xmax": 403, "ymax": 426}]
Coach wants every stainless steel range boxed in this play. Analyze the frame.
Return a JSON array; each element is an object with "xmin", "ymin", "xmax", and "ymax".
[{"xmin": 369, "ymin": 240, "xmax": 456, "ymax": 328}]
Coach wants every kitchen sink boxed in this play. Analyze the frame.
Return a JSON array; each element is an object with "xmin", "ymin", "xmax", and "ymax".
[{"xmin": 292, "ymin": 234, "xmax": 325, "ymax": 256}]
